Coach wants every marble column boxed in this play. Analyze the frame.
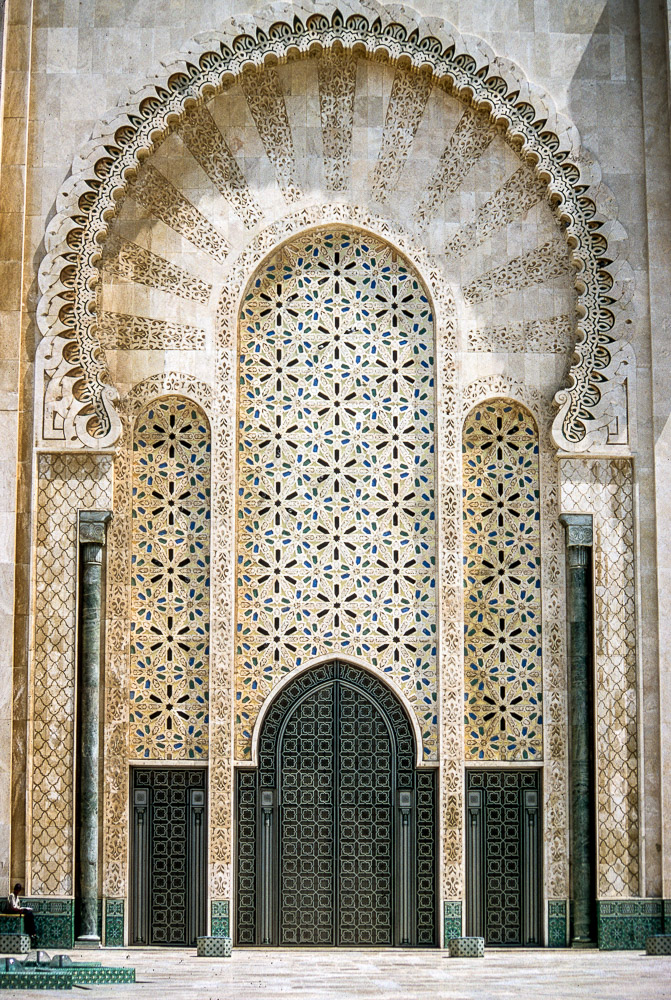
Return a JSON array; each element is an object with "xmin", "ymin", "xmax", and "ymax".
[
  {"xmin": 559, "ymin": 514, "xmax": 596, "ymax": 946},
  {"xmin": 75, "ymin": 510, "xmax": 111, "ymax": 948}
]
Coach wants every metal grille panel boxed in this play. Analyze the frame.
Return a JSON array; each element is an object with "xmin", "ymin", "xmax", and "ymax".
[
  {"xmin": 235, "ymin": 663, "xmax": 437, "ymax": 947},
  {"xmin": 280, "ymin": 684, "xmax": 335, "ymax": 945},
  {"xmin": 338, "ymin": 684, "xmax": 392, "ymax": 945},
  {"xmin": 466, "ymin": 769, "xmax": 541, "ymax": 946},
  {"xmin": 131, "ymin": 768, "xmax": 207, "ymax": 946}
]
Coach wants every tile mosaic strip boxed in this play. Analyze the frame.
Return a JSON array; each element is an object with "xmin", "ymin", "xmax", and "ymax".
[
  {"xmin": 104, "ymin": 898, "xmax": 124, "ymax": 947},
  {"xmin": 548, "ymin": 899, "xmax": 567, "ymax": 947},
  {"xmin": 597, "ymin": 900, "xmax": 662, "ymax": 950}
]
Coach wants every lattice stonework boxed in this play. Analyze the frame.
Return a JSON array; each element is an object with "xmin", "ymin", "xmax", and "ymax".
[
  {"xmin": 31, "ymin": 454, "xmax": 113, "ymax": 894},
  {"xmin": 560, "ymin": 458, "xmax": 639, "ymax": 896},
  {"xmin": 130, "ymin": 398, "xmax": 211, "ymax": 759},
  {"xmin": 462, "ymin": 400, "xmax": 543, "ymax": 760},
  {"xmin": 235, "ymin": 229, "xmax": 437, "ymax": 759}
]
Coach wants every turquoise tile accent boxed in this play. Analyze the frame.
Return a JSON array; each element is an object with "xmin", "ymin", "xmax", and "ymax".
[
  {"xmin": 0, "ymin": 970, "xmax": 74, "ymax": 990},
  {"xmin": 443, "ymin": 900, "xmax": 462, "ymax": 946},
  {"xmin": 597, "ymin": 900, "xmax": 663, "ymax": 950},
  {"xmin": 211, "ymin": 900, "xmax": 230, "ymax": 938},
  {"xmin": 104, "ymin": 899, "xmax": 124, "ymax": 947},
  {"xmin": 548, "ymin": 899, "xmax": 567, "ymax": 947},
  {"xmin": 664, "ymin": 899, "xmax": 671, "ymax": 933},
  {"xmin": 0, "ymin": 916, "xmax": 24, "ymax": 934},
  {"xmin": 22, "ymin": 899, "xmax": 74, "ymax": 949}
]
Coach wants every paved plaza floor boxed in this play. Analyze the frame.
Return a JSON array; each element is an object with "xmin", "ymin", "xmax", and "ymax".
[{"xmin": 9, "ymin": 946, "xmax": 671, "ymax": 1000}]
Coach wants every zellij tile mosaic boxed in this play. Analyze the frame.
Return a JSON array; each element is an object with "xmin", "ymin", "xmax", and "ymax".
[{"xmin": 235, "ymin": 229, "xmax": 437, "ymax": 759}]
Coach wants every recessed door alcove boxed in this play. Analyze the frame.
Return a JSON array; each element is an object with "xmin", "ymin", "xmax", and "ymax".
[{"xmin": 235, "ymin": 661, "xmax": 437, "ymax": 946}]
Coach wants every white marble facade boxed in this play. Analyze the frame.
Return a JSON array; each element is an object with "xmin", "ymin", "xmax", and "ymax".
[{"xmin": 1, "ymin": 0, "xmax": 669, "ymax": 946}]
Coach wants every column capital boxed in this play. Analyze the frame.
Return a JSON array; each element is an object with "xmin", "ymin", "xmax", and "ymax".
[
  {"xmin": 79, "ymin": 510, "xmax": 112, "ymax": 546},
  {"xmin": 559, "ymin": 513, "xmax": 593, "ymax": 547}
]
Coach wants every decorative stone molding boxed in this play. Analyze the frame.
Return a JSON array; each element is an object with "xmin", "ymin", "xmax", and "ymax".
[{"xmin": 35, "ymin": 0, "xmax": 634, "ymax": 454}]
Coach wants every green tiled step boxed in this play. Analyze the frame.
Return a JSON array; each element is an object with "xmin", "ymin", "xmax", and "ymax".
[
  {"xmin": 0, "ymin": 955, "xmax": 135, "ymax": 989},
  {"xmin": 646, "ymin": 935, "xmax": 671, "ymax": 956}
]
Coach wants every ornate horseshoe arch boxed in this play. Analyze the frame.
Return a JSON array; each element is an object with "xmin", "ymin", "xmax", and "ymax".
[{"xmin": 36, "ymin": 0, "xmax": 635, "ymax": 455}]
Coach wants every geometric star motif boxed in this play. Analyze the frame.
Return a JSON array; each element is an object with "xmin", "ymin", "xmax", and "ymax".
[
  {"xmin": 236, "ymin": 228, "xmax": 437, "ymax": 759},
  {"xmin": 463, "ymin": 399, "xmax": 543, "ymax": 760},
  {"xmin": 130, "ymin": 398, "xmax": 210, "ymax": 759}
]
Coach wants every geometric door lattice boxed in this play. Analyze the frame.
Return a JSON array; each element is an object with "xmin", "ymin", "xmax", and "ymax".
[
  {"xmin": 235, "ymin": 661, "xmax": 437, "ymax": 947},
  {"xmin": 130, "ymin": 768, "xmax": 207, "ymax": 946},
  {"xmin": 466, "ymin": 769, "xmax": 541, "ymax": 946}
]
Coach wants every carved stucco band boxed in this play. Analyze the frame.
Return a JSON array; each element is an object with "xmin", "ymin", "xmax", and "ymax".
[
  {"xmin": 35, "ymin": 1, "xmax": 634, "ymax": 454},
  {"xmin": 559, "ymin": 513, "xmax": 596, "ymax": 945}
]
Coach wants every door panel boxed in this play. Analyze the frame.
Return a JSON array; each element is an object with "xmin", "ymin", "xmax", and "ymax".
[
  {"xmin": 280, "ymin": 684, "xmax": 335, "ymax": 945},
  {"xmin": 338, "ymin": 683, "xmax": 393, "ymax": 945},
  {"xmin": 466, "ymin": 770, "xmax": 541, "ymax": 946},
  {"xmin": 130, "ymin": 768, "xmax": 207, "ymax": 946}
]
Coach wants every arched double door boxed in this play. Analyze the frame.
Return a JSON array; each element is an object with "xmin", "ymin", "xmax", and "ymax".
[{"xmin": 235, "ymin": 662, "xmax": 437, "ymax": 946}]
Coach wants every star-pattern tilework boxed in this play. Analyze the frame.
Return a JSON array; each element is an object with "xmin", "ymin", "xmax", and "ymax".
[
  {"xmin": 463, "ymin": 400, "xmax": 543, "ymax": 760},
  {"xmin": 235, "ymin": 228, "xmax": 437, "ymax": 759},
  {"xmin": 130, "ymin": 398, "xmax": 210, "ymax": 758}
]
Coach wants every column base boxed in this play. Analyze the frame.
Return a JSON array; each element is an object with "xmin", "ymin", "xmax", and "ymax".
[{"xmin": 75, "ymin": 935, "xmax": 101, "ymax": 949}]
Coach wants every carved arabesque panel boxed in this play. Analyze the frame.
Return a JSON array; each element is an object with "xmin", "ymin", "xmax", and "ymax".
[{"xmin": 36, "ymin": 2, "xmax": 634, "ymax": 454}]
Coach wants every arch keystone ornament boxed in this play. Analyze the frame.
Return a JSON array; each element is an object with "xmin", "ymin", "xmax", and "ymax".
[{"xmin": 35, "ymin": 1, "xmax": 635, "ymax": 457}]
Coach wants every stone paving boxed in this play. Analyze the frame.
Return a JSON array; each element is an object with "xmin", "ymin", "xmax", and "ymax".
[{"xmin": 7, "ymin": 947, "xmax": 671, "ymax": 1000}]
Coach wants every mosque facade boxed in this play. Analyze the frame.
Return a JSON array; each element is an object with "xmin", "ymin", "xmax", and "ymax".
[{"xmin": 0, "ymin": 0, "xmax": 669, "ymax": 950}]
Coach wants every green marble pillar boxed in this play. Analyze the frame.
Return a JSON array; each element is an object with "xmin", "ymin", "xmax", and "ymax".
[
  {"xmin": 76, "ymin": 510, "xmax": 111, "ymax": 948},
  {"xmin": 559, "ymin": 514, "xmax": 596, "ymax": 946}
]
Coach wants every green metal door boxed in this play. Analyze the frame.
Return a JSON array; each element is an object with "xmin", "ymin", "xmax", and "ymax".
[
  {"xmin": 235, "ymin": 661, "xmax": 437, "ymax": 946},
  {"xmin": 466, "ymin": 770, "xmax": 541, "ymax": 946}
]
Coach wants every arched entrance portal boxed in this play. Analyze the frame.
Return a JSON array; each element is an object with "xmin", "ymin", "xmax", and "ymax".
[{"xmin": 235, "ymin": 661, "xmax": 437, "ymax": 946}]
